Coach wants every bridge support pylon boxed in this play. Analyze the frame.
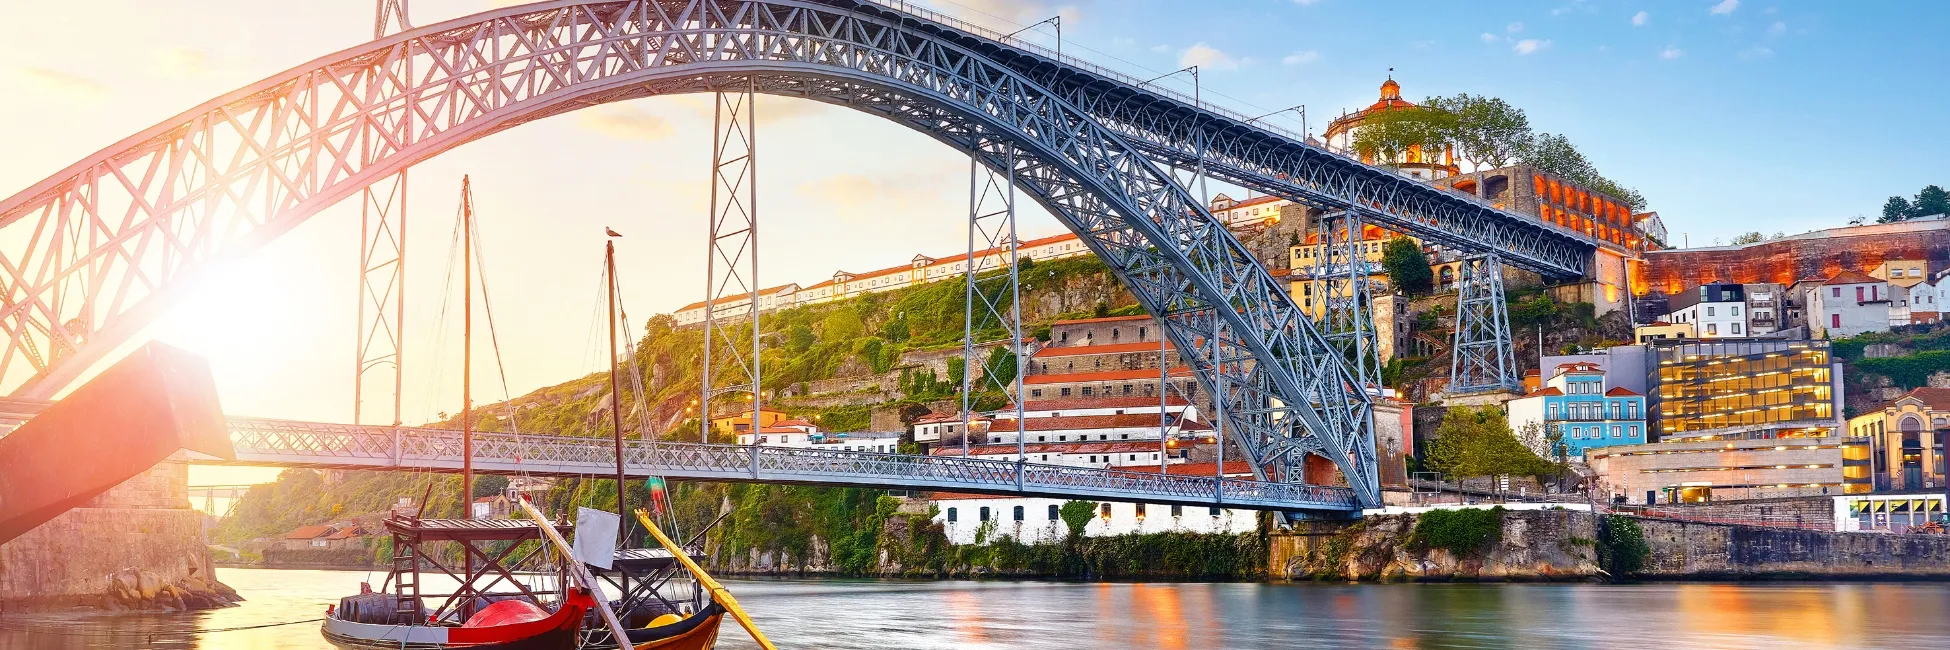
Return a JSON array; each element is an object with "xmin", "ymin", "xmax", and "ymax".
[
  {"xmin": 960, "ymin": 140, "xmax": 1026, "ymax": 459},
  {"xmin": 1448, "ymin": 254, "xmax": 1520, "ymax": 398},
  {"xmin": 353, "ymin": 0, "xmax": 412, "ymax": 427},
  {"xmin": 700, "ymin": 80, "xmax": 762, "ymax": 443}
]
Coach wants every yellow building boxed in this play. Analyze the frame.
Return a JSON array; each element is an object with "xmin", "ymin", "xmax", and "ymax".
[
  {"xmin": 1869, "ymin": 259, "xmax": 1930, "ymax": 288},
  {"xmin": 1287, "ymin": 225, "xmax": 1400, "ymax": 319},
  {"xmin": 1633, "ymin": 320, "xmax": 1696, "ymax": 344},
  {"xmin": 1846, "ymin": 387, "xmax": 1949, "ymax": 491},
  {"xmin": 710, "ymin": 407, "xmax": 788, "ymax": 438}
]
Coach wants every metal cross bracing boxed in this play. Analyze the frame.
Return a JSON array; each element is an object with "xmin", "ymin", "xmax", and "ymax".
[
  {"xmin": 700, "ymin": 82, "xmax": 762, "ymax": 443},
  {"xmin": 1307, "ymin": 210, "xmax": 1379, "ymax": 391},
  {"xmin": 850, "ymin": 0, "xmax": 1596, "ymax": 280},
  {"xmin": 1448, "ymin": 254, "xmax": 1520, "ymax": 395},
  {"xmin": 0, "ymin": 0, "xmax": 1376, "ymax": 506},
  {"xmin": 203, "ymin": 416, "xmax": 1359, "ymax": 513},
  {"xmin": 355, "ymin": 0, "xmax": 414, "ymax": 427},
  {"xmin": 959, "ymin": 141, "xmax": 1024, "ymax": 459}
]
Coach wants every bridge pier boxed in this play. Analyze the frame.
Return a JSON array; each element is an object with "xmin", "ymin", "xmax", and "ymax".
[{"xmin": 1448, "ymin": 254, "xmax": 1521, "ymax": 397}]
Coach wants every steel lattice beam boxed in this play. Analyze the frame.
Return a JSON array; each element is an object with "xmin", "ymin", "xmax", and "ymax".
[
  {"xmin": 1449, "ymin": 254, "xmax": 1520, "ymax": 395},
  {"xmin": 355, "ymin": 0, "xmax": 413, "ymax": 427},
  {"xmin": 0, "ymin": 0, "xmax": 1379, "ymax": 507},
  {"xmin": 700, "ymin": 82, "xmax": 762, "ymax": 442},
  {"xmin": 959, "ymin": 140, "xmax": 1024, "ymax": 460}
]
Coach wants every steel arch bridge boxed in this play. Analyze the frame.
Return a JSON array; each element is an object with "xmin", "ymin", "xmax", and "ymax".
[{"xmin": 0, "ymin": 0, "xmax": 1597, "ymax": 509}]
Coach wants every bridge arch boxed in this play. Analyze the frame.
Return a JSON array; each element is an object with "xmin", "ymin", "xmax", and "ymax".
[{"xmin": 0, "ymin": 0, "xmax": 1377, "ymax": 504}]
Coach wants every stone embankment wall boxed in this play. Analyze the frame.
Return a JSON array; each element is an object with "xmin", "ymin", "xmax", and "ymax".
[
  {"xmin": 1271, "ymin": 508, "xmax": 1950, "ymax": 582},
  {"xmin": 0, "ymin": 454, "xmax": 238, "ymax": 611}
]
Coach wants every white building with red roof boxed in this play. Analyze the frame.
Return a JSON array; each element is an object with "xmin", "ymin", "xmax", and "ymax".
[{"xmin": 929, "ymin": 460, "xmax": 1261, "ymax": 545}]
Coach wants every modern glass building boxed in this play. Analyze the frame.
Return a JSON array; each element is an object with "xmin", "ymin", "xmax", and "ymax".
[{"xmin": 1645, "ymin": 339, "xmax": 1839, "ymax": 440}]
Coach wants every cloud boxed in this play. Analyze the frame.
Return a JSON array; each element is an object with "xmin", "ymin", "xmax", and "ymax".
[
  {"xmin": 1291, "ymin": 0, "xmax": 1322, "ymax": 5},
  {"xmin": 1739, "ymin": 45, "xmax": 1774, "ymax": 60},
  {"xmin": 1512, "ymin": 39, "xmax": 1551, "ymax": 55},
  {"xmin": 151, "ymin": 47, "xmax": 210, "ymax": 78},
  {"xmin": 934, "ymin": 0, "xmax": 1090, "ymax": 31},
  {"xmin": 1480, "ymin": 32, "xmax": 1500, "ymax": 43},
  {"xmin": 1281, "ymin": 50, "xmax": 1319, "ymax": 66},
  {"xmin": 1767, "ymin": 20, "xmax": 1787, "ymax": 36},
  {"xmin": 1632, "ymin": 11, "xmax": 1649, "ymax": 26},
  {"xmin": 1507, "ymin": 22, "xmax": 1525, "ymax": 33},
  {"xmin": 1178, "ymin": 43, "xmax": 1239, "ymax": 70},
  {"xmin": 1660, "ymin": 46, "xmax": 1685, "ymax": 59},
  {"xmin": 576, "ymin": 105, "xmax": 674, "ymax": 141},
  {"xmin": 1709, "ymin": 0, "xmax": 1738, "ymax": 15},
  {"xmin": 15, "ymin": 67, "xmax": 108, "ymax": 103},
  {"xmin": 796, "ymin": 170, "xmax": 953, "ymax": 213}
]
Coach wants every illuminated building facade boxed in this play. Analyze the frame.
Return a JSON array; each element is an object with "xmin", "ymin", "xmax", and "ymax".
[
  {"xmin": 1846, "ymin": 387, "xmax": 1949, "ymax": 491},
  {"xmin": 1645, "ymin": 339, "xmax": 1839, "ymax": 439},
  {"xmin": 1321, "ymin": 77, "xmax": 1459, "ymax": 181}
]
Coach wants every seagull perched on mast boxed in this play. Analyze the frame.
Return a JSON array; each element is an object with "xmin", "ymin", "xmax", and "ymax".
[{"xmin": 605, "ymin": 227, "xmax": 623, "ymax": 238}]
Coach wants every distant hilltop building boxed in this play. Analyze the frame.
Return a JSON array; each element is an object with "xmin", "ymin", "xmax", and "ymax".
[
  {"xmin": 671, "ymin": 233, "xmax": 1091, "ymax": 326},
  {"xmin": 1634, "ymin": 215, "xmax": 1950, "ymax": 298},
  {"xmin": 1322, "ymin": 77, "xmax": 1460, "ymax": 181}
]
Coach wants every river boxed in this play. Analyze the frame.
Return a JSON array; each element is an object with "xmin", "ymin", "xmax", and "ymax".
[{"xmin": 2, "ymin": 569, "xmax": 1947, "ymax": 648}]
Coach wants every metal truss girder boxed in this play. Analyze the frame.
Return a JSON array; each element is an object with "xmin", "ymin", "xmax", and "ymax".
[
  {"xmin": 210, "ymin": 416, "xmax": 1359, "ymax": 512},
  {"xmin": 960, "ymin": 139, "xmax": 1023, "ymax": 455},
  {"xmin": 1449, "ymin": 254, "xmax": 1519, "ymax": 394},
  {"xmin": 355, "ymin": 0, "xmax": 413, "ymax": 427},
  {"xmin": 0, "ymin": 0, "xmax": 1376, "ymax": 506},
  {"xmin": 1308, "ymin": 211, "xmax": 1378, "ymax": 390}
]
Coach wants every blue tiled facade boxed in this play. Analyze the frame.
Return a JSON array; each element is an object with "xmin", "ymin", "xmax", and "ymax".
[{"xmin": 1510, "ymin": 364, "xmax": 1648, "ymax": 458}]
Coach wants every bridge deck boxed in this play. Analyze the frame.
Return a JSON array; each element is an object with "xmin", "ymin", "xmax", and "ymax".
[{"xmin": 209, "ymin": 418, "xmax": 1358, "ymax": 514}]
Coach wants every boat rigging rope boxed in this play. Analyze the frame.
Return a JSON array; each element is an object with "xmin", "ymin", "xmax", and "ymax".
[{"xmin": 0, "ymin": 617, "xmax": 323, "ymax": 638}]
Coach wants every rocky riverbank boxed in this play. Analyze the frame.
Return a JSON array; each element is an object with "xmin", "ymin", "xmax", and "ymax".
[{"xmin": 1269, "ymin": 507, "xmax": 1950, "ymax": 582}]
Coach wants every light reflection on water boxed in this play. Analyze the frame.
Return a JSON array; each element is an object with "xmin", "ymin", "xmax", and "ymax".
[{"xmin": 1, "ymin": 569, "xmax": 1947, "ymax": 649}]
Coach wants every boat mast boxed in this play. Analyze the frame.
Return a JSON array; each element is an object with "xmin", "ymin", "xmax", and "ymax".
[
  {"xmin": 461, "ymin": 175, "xmax": 474, "ymax": 516},
  {"xmin": 606, "ymin": 231, "xmax": 628, "ymax": 534}
]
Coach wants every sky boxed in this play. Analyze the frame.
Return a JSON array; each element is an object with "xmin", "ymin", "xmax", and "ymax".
[{"xmin": 1, "ymin": 0, "xmax": 1944, "ymax": 486}]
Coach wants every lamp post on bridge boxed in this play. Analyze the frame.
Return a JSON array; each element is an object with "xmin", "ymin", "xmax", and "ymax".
[{"xmin": 1003, "ymin": 15, "xmax": 1060, "ymax": 57}]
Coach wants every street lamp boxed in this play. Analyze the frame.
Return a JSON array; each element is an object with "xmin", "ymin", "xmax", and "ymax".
[
  {"xmin": 1004, "ymin": 15, "xmax": 1061, "ymax": 57},
  {"xmin": 1246, "ymin": 104, "xmax": 1308, "ymax": 140}
]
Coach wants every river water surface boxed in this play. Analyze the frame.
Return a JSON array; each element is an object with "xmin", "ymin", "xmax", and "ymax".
[{"xmin": 2, "ymin": 569, "xmax": 1947, "ymax": 649}]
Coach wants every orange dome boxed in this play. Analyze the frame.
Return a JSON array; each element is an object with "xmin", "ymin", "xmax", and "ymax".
[{"xmin": 1380, "ymin": 78, "xmax": 1401, "ymax": 101}]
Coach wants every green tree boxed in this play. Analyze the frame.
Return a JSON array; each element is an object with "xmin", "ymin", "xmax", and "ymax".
[
  {"xmin": 1729, "ymin": 231, "xmax": 1766, "ymax": 245},
  {"xmin": 1881, "ymin": 196, "xmax": 1916, "ymax": 224},
  {"xmin": 1914, "ymin": 184, "xmax": 1950, "ymax": 218},
  {"xmin": 821, "ymin": 309, "xmax": 864, "ymax": 341},
  {"xmin": 1423, "ymin": 406, "xmax": 1555, "ymax": 480},
  {"xmin": 982, "ymin": 346, "xmax": 1019, "ymax": 387},
  {"xmin": 1522, "ymin": 133, "xmax": 1595, "ymax": 181},
  {"xmin": 1351, "ymin": 107, "xmax": 1456, "ymax": 167},
  {"xmin": 1424, "ymin": 94, "xmax": 1531, "ymax": 171},
  {"xmin": 1380, "ymin": 237, "xmax": 1434, "ymax": 296},
  {"xmin": 1093, "ymin": 301, "xmax": 1111, "ymax": 318},
  {"xmin": 1058, "ymin": 500, "xmax": 1097, "ymax": 540},
  {"xmin": 786, "ymin": 322, "xmax": 817, "ymax": 354},
  {"xmin": 471, "ymin": 475, "xmax": 510, "ymax": 499}
]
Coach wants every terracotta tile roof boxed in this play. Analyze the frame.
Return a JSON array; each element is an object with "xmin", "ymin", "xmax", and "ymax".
[
  {"xmin": 672, "ymin": 283, "xmax": 799, "ymax": 313},
  {"xmin": 771, "ymin": 419, "xmax": 814, "ymax": 428},
  {"xmin": 1051, "ymin": 314, "xmax": 1153, "ymax": 326},
  {"xmin": 1523, "ymin": 387, "xmax": 1564, "ymax": 397},
  {"xmin": 325, "ymin": 526, "xmax": 368, "ymax": 540},
  {"xmin": 285, "ymin": 525, "xmax": 333, "ymax": 540},
  {"xmin": 931, "ymin": 441, "xmax": 1174, "ymax": 456},
  {"xmin": 1898, "ymin": 387, "xmax": 1950, "ymax": 410},
  {"xmin": 1018, "ymin": 395, "xmax": 1191, "ymax": 411},
  {"xmin": 912, "ymin": 412, "xmax": 962, "ymax": 424},
  {"xmin": 1605, "ymin": 386, "xmax": 1641, "ymax": 397},
  {"xmin": 1024, "ymin": 368, "xmax": 1194, "ymax": 385},
  {"xmin": 1032, "ymin": 341, "xmax": 1175, "ymax": 358},
  {"xmin": 1218, "ymin": 194, "xmax": 1286, "ymax": 211},
  {"xmin": 987, "ymin": 413, "xmax": 1209, "ymax": 432},
  {"xmin": 1824, "ymin": 270, "xmax": 1883, "ymax": 285}
]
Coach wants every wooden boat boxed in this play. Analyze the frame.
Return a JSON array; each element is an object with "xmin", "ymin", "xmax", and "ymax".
[{"xmin": 320, "ymin": 516, "xmax": 595, "ymax": 650}]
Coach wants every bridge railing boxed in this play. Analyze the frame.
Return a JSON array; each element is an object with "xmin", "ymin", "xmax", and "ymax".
[{"xmin": 221, "ymin": 417, "xmax": 1358, "ymax": 510}]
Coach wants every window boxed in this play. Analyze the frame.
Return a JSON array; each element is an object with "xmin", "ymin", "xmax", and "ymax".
[
  {"xmin": 1112, "ymin": 329, "xmax": 1120, "ymax": 341},
  {"xmin": 1139, "ymin": 327, "xmax": 1147, "ymax": 341},
  {"xmin": 1612, "ymin": 425, "xmax": 1622, "ymax": 438},
  {"xmin": 1082, "ymin": 387, "xmax": 1093, "ymax": 396},
  {"xmin": 1832, "ymin": 314, "xmax": 1842, "ymax": 328},
  {"xmin": 1732, "ymin": 306, "xmax": 1741, "ymax": 317},
  {"xmin": 1629, "ymin": 425, "xmax": 1639, "ymax": 438},
  {"xmin": 1832, "ymin": 287, "xmax": 1842, "ymax": 297},
  {"xmin": 1732, "ymin": 323, "xmax": 1742, "ymax": 335},
  {"xmin": 1210, "ymin": 507, "xmax": 1222, "ymax": 517},
  {"xmin": 1135, "ymin": 504, "xmax": 1147, "ymax": 519},
  {"xmin": 1549, "ymin": 404, "xmax": 1559, "ymax": 419},
  {"xmin": 979, "ymin": 507, "xmax": 991, "ymax": 522},
  {"xmin": 1049, "ymin": 504, "xmax": 1060, "ymax": 520},
  {"xmin": 1707, "ymin": 323, "xmax": 1717, "ymax": 335},
  {"xmin": 1013, "ymin": 506, "xmax": 1025, "ymax": 521},
  {"xmin": 1031, "ymin": 389, "xmax": 1043, "ymax": 397},
  {"xmin": 1856, "ymin": 287, "xmax": 1865, "ymax": 302},
  {"xmin": 1171, "ymin": 504, "xmax": 1183, "ymax": 517},
  {"xmin": 1060, "ymin": 331, "xmax": 1068, "ymax": 342},
  {"xmin": 1100, "ymin": 503, "xmax": 1112, "ymax": 518},
  {"xmin": 1061, "ymin": 387, "xmax": 1072, "ymax": 396},
  {"xmin": 1706, "ymin": 306, "xmax": 1714, "ymax": 317},
  {"xmin": 947, "ymin": 507, "xmax": 959, "ymax": 522}
]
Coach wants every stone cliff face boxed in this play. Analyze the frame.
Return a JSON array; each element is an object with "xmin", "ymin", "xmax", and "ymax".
[
  {"xmin": 1270, "ymin": 510, "xmax": 1601, "ymax": 582},
  {"xmin": 0, "ymin": 454, "xmax": 240, "ymax": 611},
  {"xmin": 1270, "ymin": 509, "xmax": 1950, "ymax": 582}
]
